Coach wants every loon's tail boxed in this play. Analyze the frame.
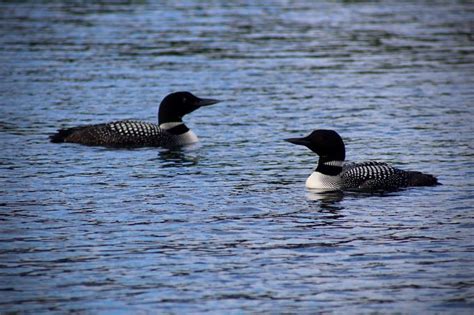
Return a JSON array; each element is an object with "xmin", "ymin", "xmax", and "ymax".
[
  {"xmin": 49, "ymin": 126, "xmax": 85, "ymax": 143},
  {"xmin": 407, "ymin": 171, "xmax": 440, "ymax": 186}
]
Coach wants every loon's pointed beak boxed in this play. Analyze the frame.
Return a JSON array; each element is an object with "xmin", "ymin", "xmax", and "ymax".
[
  {"xmin": 196, "ymin": 98, "xmax": 221, "ymax": 107},
  {"xmin": 285, "ymin": 137, "xmax": 310, "ymax": 146}
]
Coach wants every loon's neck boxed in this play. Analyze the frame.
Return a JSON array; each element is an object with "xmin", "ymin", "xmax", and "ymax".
[
  {"xmin": 315, "ymin": 157, "xmax": 344, "ymax": 176},
  {"xmin": 306, "ymin": 158, "xmax": 344, "ymax": 190},
  {"xmin": 160, "ymin": 122, "xmax": 198, "ymax": 145},
  {"xmin": 159, "ymin": 122, "xmax": 190, "ymax": 135}
]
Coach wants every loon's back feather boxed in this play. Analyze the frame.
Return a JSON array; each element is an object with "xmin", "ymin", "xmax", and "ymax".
[
  {"xmin": 50, "ymin": 120, "xmax": 173, "ymax": 147},
  {"xmin": 50, "ymin": 125, "xmax": 89, "ymax": 143},
  {"xmin": 341, "ymin": 161, "xmax": 438, "ymax": 191},
  {"xmin": 405, "ymin": 170, "xmax": 439, "ymax": 187}
]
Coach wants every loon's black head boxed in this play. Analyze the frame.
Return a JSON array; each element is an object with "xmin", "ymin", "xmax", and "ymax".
[
  {"xmin": 158, "ymin": 91, "xmax": 221, "ymax": 125},
  {"xmin": 285, "ymin": 129, "xmax": 346, "ymax": 162}
]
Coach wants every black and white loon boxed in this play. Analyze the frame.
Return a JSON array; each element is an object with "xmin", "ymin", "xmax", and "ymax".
[
  {"xmin": 50, "ymin": 91, "xmax": 220, "ymax": 148},
  {"xmin": 285, "ymin": 129, "xmax": 439, "ymax": 191}
]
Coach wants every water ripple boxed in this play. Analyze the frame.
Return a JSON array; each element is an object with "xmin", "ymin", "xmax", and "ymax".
[{"xmin": 1, "ymin": 0, "xmax": 473, "ymax": 313}]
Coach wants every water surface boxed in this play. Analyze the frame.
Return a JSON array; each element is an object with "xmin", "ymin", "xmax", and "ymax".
[{"xmin": 1, "ymin": 1, "xmax": 473, "ymax": 313}]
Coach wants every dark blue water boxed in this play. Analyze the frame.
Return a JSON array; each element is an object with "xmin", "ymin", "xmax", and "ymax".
[{"xmin": 1, "ymin": 1, "xmax": 473, "ymax": 313}]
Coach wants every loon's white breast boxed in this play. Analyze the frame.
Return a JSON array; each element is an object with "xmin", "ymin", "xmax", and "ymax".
[
  {"xmin": 160, "ymin": 122, "xmax": 198, "ymax": 146},
  {"xmin": 174, "ymin": 130, "xmax": 198, "ymax": 145},
  {"xmin": 305, "ymin": 171, "xmax": 342, "ymax": 191}
]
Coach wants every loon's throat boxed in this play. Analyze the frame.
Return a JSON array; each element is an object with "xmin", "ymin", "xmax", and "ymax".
[{"xmin": 315, "ymin": 160, "xmax": 344, "ymax": 176}]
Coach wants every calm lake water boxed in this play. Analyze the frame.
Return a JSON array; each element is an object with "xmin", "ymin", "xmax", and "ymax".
[{"xmin": 1, "ymin": 1, "xmax": 473, "ymax": 313}]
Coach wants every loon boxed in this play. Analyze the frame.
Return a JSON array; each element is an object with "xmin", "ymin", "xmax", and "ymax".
[
  {"xmin": 285, "ymin": 129, "xmax": 439, "ymax": 191},
  {"xmin": 50, "ymin": 91, "xmax": 220, "ymax": 148}
]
